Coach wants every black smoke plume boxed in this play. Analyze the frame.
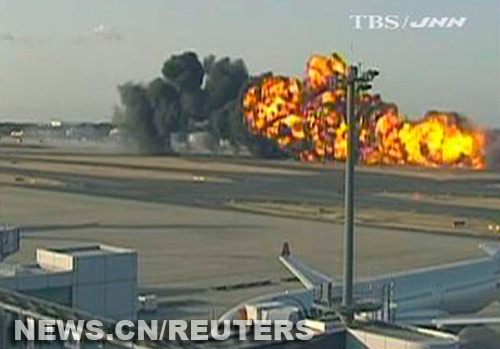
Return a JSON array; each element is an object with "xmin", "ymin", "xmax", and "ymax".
[
  {"xmin": 115, "ymin": 51, "xmax": 275, "ymax": 155},
  {"xmin": 146, "ymin": 78, "xmax": 181, "ymax": 152},
  {"xmin": 113, "ymin": 83, "xmax": 162, "ymax": 153}
]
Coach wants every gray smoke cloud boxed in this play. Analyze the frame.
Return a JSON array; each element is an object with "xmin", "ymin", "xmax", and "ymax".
[
  {"xmin": 114, "ymin": 51, "xmax": 253, "ymax": 154},
  {"xmin": 113, "ymin": 83, "xmax": 162, "ymax": 153},
  {"xmin": 487, "ymin": 130, "xmax": 500, "ymax": 169},
  {"xmin": 147, "ymin": 78, "xmax": 181, "ymax": 152},
  {"xmin": 204, "ymin": 56, "xmax": 249, "ymax": 149}
]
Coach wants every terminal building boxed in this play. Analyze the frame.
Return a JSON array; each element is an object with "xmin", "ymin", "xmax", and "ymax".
[{"xmin": 0, "ymin": 227, "xmax": 137, "ymax": 321}]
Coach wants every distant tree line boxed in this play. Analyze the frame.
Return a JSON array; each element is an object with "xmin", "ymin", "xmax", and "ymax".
[{"xmin": 113, "ymin": 51, "xmax": 284, "ymax": 157}]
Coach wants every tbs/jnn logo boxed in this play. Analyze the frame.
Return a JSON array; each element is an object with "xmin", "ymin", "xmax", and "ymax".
[{"xmin": 350, "ymin": 15, "xmax": 468, "ymax": 30}]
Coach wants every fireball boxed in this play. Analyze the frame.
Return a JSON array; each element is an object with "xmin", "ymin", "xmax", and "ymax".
[{"xmin": 244, "ymin": 53, "xmax": 486, "ymax": 169}]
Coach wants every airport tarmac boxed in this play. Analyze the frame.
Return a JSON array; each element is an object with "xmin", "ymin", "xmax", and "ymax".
[{"xmin": 1, "ymin": 142, "xmax": 500, "ymax": 348}]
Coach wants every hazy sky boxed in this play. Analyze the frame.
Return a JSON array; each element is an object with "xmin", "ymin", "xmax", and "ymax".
[{"xmin": 1, "ymin": 0, "xmax": 499, "ymax": 126}]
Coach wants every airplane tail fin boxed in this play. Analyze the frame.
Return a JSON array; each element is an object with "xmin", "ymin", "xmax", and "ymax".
[
  {"xmin": 480, "ymin": 243, "xmax": 500, "ymax": 259},
  {"xmin": 281, "ymin": 242, "xmax": 291, "ymax": 257},
  {"xmin": 279, "ymin": 242, "xmax": 332, "ymax": 290}
]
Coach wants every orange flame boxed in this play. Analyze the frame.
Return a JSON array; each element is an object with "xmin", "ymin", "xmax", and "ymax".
[{"xmin": 243, "ymin": 53, "xmax": 486, "ymax": 169}]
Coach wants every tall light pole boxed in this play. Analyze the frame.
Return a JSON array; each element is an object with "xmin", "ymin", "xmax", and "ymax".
[
  {"xmin": 342, "ymin": 65, "xmax": 357, "ymax": 320},
  {"xmin": 341, "ymin": 65, "xmax": 379, "ymax": 323}
]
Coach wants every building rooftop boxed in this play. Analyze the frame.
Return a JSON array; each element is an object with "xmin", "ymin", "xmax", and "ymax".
[
  {"xmin": 43, "ymin": 243, "xmax": 134, "ymax": 257},
  {"xmin": 0, "ymin": 263, "xmax": 66, "ymax": 278}
]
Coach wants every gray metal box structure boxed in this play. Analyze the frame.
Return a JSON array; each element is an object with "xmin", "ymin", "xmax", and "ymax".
[{"xmin": 0, "ymin": 243, "xmax": 137, "ymax": 321}]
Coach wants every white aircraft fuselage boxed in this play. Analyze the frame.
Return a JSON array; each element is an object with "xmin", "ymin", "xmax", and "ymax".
[
  {"xmin": 219, "ymin": 246, "xmax": 500, "ymax": 327},
  {"xmin": 351, "ymin": 256, "xmax": 500, "ymax": 323}
]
